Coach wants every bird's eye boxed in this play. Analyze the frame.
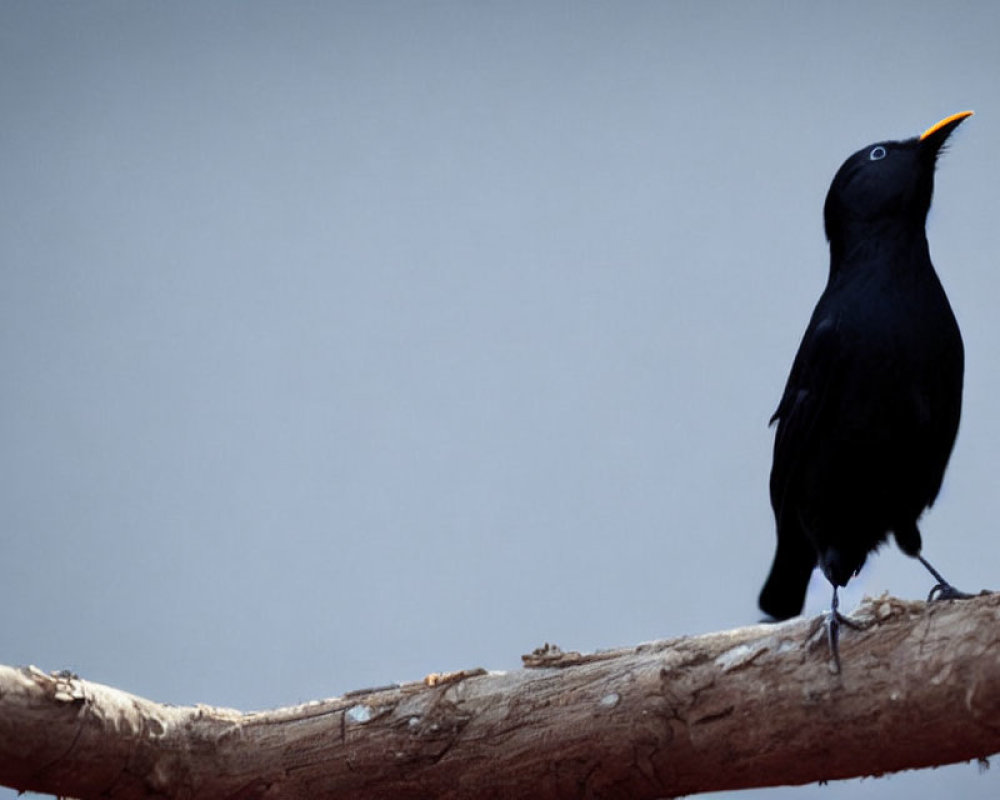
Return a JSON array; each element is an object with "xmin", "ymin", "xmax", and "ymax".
[{"xmin": 869, "ymin": 146, "xmax": 887, "ymax": 161}]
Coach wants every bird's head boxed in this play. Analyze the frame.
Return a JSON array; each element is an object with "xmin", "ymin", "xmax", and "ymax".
[{"xmin": 822, "ymin": 111, "xmax": 972, "ymax": 257}]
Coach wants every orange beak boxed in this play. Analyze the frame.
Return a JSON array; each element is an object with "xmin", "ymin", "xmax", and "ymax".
[{"xmin": 920, "ymin": 110, "xmax": 974, "ymax": 141}]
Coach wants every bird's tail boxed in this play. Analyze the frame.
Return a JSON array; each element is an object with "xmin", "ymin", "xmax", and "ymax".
[{"xmin": 758, "ymin": 529, "xmax": 816, "ymax": 621}]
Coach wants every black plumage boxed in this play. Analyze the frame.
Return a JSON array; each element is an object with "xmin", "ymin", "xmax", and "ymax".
[{"xmin": 759, "ymin": 112, "xmax": 973, "ymax": 665}]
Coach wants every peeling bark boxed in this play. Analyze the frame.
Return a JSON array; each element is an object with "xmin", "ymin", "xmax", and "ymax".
[{"xmin": 2, "ymin": 593, "xmax": 999, "ymax": 799}]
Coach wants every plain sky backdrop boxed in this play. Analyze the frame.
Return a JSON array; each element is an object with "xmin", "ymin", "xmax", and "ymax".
[{"xmin": 3, "ymin": 3, "xmax": 1000, "ymax": 798}]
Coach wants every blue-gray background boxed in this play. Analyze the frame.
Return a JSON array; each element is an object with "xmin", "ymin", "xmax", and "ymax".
[{"xmin": 3, "ymin": 3, "xmax": 999, "ymax": 798}]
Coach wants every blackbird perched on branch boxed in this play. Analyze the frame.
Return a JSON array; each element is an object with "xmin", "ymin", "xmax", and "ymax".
[{"xmin": 760, "ymin": 111, "xmax": 973, "ymax": 671}]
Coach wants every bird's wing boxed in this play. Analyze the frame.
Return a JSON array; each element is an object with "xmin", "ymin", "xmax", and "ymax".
[
  {"xmin": 769, "ymin": 307, "xmax": 843, "ymax": 518},
  {"xmin": 760, "ymin": 307, "xmax": 844, "ymax": 618}
]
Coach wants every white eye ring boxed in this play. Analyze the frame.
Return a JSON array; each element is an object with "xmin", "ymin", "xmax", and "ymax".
[{"xmin": 869, "ymin": 145, "xmax": 887, "ymax": 161}]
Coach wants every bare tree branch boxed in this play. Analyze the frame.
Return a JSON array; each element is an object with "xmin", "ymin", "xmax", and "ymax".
[{"xmin": 2, "ymin": 592, "xmax": 999, "ymax": 799}]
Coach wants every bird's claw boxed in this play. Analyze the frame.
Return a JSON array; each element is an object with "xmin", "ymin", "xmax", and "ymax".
[
  {"xmin": 927, "ymin": 583, "xmax": 973, "ymax": 603},
  {"xmin": 826, "ymin": 609, "xmax": 864, "ymax": 674},
  {"xmin": 834, "ymin": 610, "xmax": 864, "ymax": 630},
  {"xmin": 826, "ymin": 613, "xmax": 843, "ymax": 674}
]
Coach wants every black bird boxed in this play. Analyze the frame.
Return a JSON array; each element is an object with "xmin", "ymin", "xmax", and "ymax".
[{"xmin": 759, "ymin": 111, "xmax": 973, "ymax": 669}]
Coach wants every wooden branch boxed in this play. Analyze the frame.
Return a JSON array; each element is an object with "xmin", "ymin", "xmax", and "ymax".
[{"xmin": 2, "ymin": 593, "xmax": 999, "ymax": 799}]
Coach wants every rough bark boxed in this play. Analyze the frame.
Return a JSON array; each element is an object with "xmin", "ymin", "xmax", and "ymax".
[{"xmin": 1, "ymin": 592, "xmax": 999, "ymax": 800}]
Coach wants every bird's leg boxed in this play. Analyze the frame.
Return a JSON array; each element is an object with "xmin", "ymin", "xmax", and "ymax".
[
  {"xmin": 918, "ymin": 555, "xmax": 973, "ymax": 603},
  {"xmin": 826, "ymin": 584, "xmax": 863, "ymax": 674}
]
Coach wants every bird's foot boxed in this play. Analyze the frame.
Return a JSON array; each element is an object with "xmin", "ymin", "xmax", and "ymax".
[
  {"xmin": 927, "ymin": 582, "xmax": 974, "ymax": 603},
  {"xmin": 826, "ymin": 611, "xmax": 843, "ymax": 674},
  {"xmin": 822, "ymin": 582, "xmax": 872, "ymax": 674},
  {"xmin": 825, "ymin": 609, "xmax": 863, "ymax": 674},
  {"xmin": 918, "ymin": 555, "xmax": 974, "ymax": 603},
  {"xmin": 834, "ymin": 610, "xmax": 864, "ymax": 630}
]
